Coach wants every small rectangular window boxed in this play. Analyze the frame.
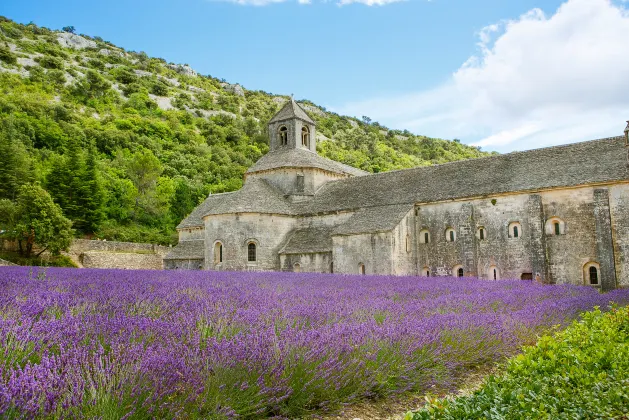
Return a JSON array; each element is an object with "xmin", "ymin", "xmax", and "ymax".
[
  {"xmin": 424, "ymin": 232, "xmax": 429, "ymax": 243},
  {"xmin": 513, "ymin": 226, "xmax": 519, "ymax": 238},
  {"xmin": 554, "ymin": 222, "xmax": 560, "ymax": 235},
  {"xmin": 296, "ymin": 174, "xmax": 305, "ymax": 193},
  {"xmin": 480, "ymin": 229, "xmax": 485, "ymax": 240},
  {"xmin": 450, "ymin": 231, "xmax": 455, "ymax": 242}
]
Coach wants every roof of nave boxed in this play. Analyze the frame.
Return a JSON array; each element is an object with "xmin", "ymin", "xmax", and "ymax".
[
  {"xmin": 268, "ymin": 99, "xmax": 316, "ymax": 125},
  {"xmin": 332, "ymin": 204, "xmax": 414, "ymax": 236},
  {"xmin": 163, "ymin": 239, "xmax": 205, "ymax": 260},
  {"xmin": 179, "ymin": 136, "xmax": 629, "ymax": 227},
  {"xmin": 279, "ymin": 226, "xmax": 335, "ymax": 254},
  {"xmin": 303, "ymin": 136, "xmax": 629, "ymax": 213},
  {"xmin": 246, "ymin": 147, "xmax": 368, "ymax": 177}
]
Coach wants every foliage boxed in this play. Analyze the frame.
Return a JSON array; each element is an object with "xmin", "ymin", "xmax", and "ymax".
[
  {"xmin": 61, "ymin": 26, "xmax": 75, "ymax": 34},
  {"xmin": 408, "ymin": 305, "xmax": 629, "ymax": 419},
  {"xmin": 0, "ymin": 44, "xmax": 17, "ymax": 65},
  {"xmin": 0, "ymin": 251, "xmax": 77, "ymax": 267},
  {"xmin": 0, "ymin": 270, "xmax": 627, "ymax": 418},
  {"xmin": 0, "ymin": 184, "xmax": 73, "ymax": 258},
  {"xmin": 0, "ymin": 16, "xmax": 494, "ymax": 245}
]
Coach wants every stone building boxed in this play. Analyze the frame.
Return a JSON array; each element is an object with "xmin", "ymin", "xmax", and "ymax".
[{"xmin": 164, "ymin": 101, "xmax": 629, "ymax": 290}]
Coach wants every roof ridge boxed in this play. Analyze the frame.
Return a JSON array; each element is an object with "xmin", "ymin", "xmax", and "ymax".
[{"xmin": 315, "ymin": 135, "xmax": 625, "ymax": 191}]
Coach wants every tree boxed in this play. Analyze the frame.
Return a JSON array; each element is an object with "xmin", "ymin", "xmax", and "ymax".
[
  {"xmin": 62, "ymin": 26, "xmax": 75, "ymax": 34},
  {"xmin": 73, "ymin": 70, "xmax": 111, "ymax": 101},
  {"xmin": 0, "ymin": 132, "xmax": 32, "ymax": 200},
  {"xmin": 77, "ymin": 149, "xmax": 104, "ymax": 233},
  {"xmin": 46, "ymin": 143, "xmax": 104, "ymax": 235},
  {"xmin": 6, "ymin": 184, "xmax": 73, "ymax": 258}
]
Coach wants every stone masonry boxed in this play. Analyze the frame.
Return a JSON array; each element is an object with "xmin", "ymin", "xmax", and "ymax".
[{"xmin": 165, "ymin": 104, "xmax": 629, "ymax": 291}]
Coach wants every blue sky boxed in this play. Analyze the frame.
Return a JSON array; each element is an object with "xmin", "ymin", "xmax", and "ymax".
[{"xmin": 2, "ymin": 0, "xmax": 629, "ymax": 152}]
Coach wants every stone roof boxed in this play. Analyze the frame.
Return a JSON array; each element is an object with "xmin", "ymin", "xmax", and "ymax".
[
  {"xmin": 304, "ymin": 136, "xmax": 629, "ymax": 213},
  {"xmin": 203, "ymin": 178, "xmax": 295, "ymax": 216},
  {"xmin": 279, "ymin": 226, "xmax": 334, "ymax": 254},
  {"xmin": 333, "ymin": 204, "xmax": 414, "ymax": 236},
  {"xmin": 176, "ymin": 192, "xmax": 236, "ymax": 228},
  {"xmin": 182, "ymin": 136, "xmax": 629, "ymax": 227},
  {"xmin": 269, "ymin": 99, "xmax": 316, "ymax": 125},
  {"xmin": 163, "ymin": 240, "xmax": 205, "ymax": 260},
  {"xmin": 246, "ymin": 147, "xmax": 368, "ymax": 177}
]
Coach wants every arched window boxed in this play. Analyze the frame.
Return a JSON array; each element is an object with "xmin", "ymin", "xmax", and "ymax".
[
  {"xmin": 279, "ymin": 126, "xmax": 288, "ymax": 145},
  {"xmin": 419, "ymin": 229, "xmax": 430, "ymax": 244},
  {"xmin": 509, "ymin": 222, "xmax": 522, "ymax": 239},
  {"xmin": 583, "ymin": 262, "xmax": 600, "ymax": 286},
  {"xmin": 405, "ymin": 235, "xmax": 411, "ymax": 253},
  {"xmin": 488, "ymin": 265, "xmax": 499, "ymax": 280},
  {"xmin": 293, "ymin": 263, "xmax": 301, "ymax": 273},
  {"xmin": 477, "ymin": 227, "xmax": 486, "ymax": 241},
  {"xmin": 301, "ymin": 126, "xmax": 310, "ymax": 148},
  {"xmin": 453, "ymin": 265, "xmax": 463, "ymax": 277},
  {"xmin": 545, "ymin": 217, "xmax": 566, "ymax": 236},
  {"xmin": 445, "ymin": 228, "xmax": 456, "ymax": 242},
  {"xmin": 358, "ymin": 263, "xmax": 366, "ymax": 275},
  {"xmin": 247, "ymin": 242, "xmax": 257, "ymax": 262},
  {"xmin": 422, "ymin": 266, "xmax": 430, "ymax": 277},
  {"xmin": 214, "ymin": 241, "xmax": 223, "ymax": 264}
]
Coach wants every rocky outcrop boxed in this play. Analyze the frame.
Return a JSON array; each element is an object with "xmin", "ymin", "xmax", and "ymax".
[
  {"xmin": 56, "ymin": 33, "xmax": 97, "ymax": 50},
  {"xmin": 167, "ymin": 64, "xmax": 197, "ymax": 77},
  {"xmin": 220, "ymin": 82, "xmax": 245, "ymax": 97}
]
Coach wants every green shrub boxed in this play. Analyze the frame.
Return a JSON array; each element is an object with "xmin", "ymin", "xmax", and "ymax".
[
  {"xmin": 408, "ymin": 306, "xmax": 629, "ymax": 419},
  {"xmin": 150, "ymin": 80, "xmax": 169, "ymax": 96},
  {"xmin": 37, "ymin": 55, "xmax": 64, "ymax": 70},
  {"xmin": 0, "ymin": 44, "xmax": 16, "ymax": 65}
]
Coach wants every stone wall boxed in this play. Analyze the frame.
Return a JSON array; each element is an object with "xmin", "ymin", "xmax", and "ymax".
[
  {"xmin": 410, "ymin": 184, "xmax": 629, "ymax": 288},
  {"xmin": 80, "ymin": 251, "xmax": 164, "ymax": 270},
  {"xmin": 0, "ymin": 258, "xmax": 16, "ymax": 266},
  {"xmin": 70, "ymin": 240, "xmax": 169, "ymax": 270},
  {"xmin": 71, "ymin": 239, "xmax": 169, "ymax": 255},
  {"xmin": 205, "ymin": 213, "xmax": 297, "ymax": 271}
]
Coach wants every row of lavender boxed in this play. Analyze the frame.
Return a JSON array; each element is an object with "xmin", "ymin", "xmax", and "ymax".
[{"xmin": 1, "ymin": 267, "xmax": 628, "ymax": 418}]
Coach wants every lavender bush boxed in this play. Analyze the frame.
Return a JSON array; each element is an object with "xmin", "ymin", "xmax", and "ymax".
[{"xmin": 1, "ymin": 267, "xmax": 628, "ymax": 418}]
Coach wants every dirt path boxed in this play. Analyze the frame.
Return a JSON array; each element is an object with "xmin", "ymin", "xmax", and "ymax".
[{"xmin": 311, "ymin": 364, "xmax": 500, "ymax": 420}]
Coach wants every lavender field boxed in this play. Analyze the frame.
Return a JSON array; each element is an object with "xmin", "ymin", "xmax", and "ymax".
[{"xmin": 1, "ymin": 267, "xmax": 628, "ymax": 418}]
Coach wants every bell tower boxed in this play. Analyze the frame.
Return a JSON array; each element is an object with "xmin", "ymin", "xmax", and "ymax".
[{"xmin": 268, "ymin": 98, "xmax": 317, "ymax": 153}]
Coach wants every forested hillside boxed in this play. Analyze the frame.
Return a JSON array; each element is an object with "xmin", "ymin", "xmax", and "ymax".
[{"xmin": 0, "ymin": 17, "xmax": 493, "ymax": 245}]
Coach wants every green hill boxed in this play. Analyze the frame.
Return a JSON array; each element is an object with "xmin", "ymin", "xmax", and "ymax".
[{"xmin": 0, "ymin": 17, "xmax": 494, "ymax": 245}]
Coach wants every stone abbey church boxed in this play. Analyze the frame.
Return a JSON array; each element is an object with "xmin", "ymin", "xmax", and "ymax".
[{"xmin": 164, "ymin": 100, "xmax": 629, "ymax": 291}]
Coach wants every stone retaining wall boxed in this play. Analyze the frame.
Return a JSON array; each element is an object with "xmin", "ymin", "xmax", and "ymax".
[{"xmin": 80, "ymin": 251, "xmax": 164, "ymax": 270}]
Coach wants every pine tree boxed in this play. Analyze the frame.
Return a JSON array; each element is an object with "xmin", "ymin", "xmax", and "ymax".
[
  {"xmin": 0, "ymin": 133, "xmax": 32, "ymax": 200},
  {"xmin": 77, "ymin": 148, "xmax": 104, "ymax": 234}
]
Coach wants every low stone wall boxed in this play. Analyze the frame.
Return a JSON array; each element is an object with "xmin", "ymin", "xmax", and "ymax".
[
  {"xmin": 71, "ymin": 239, "xmax": 169, "ymax": 256},
  {"xmin": 69, "ymin": 240, "xmax": 169, "ymax": 270},
  {"xmin": 80, "ymin": 251, "xmax": 164, "ymax": 270},
  {"xmin": 0, "ymin": 258, "xmax": 16, "ymax": 266}
]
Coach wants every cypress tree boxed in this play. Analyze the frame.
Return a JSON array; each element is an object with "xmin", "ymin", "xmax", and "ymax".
[{"xmin": 77, "ymin": 148, "xmax": 104, "ymax": 234}]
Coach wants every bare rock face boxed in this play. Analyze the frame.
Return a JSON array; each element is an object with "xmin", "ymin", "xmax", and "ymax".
[
  {"xmin": 220, "ymin": 82, "xmax": 245, "ymax": 97},
  {"xmin": 167, "ymin": 64, "xmax": 197, "ymax": 77},
  {"xmin": 57, "ymin": 32, "xmax": 97, "ymax": 50},
  {"xmin": 148, "ymin": 94, "xmax": 175, "ymax": 111},
  {"xmin": 301, "ymin": 104, "xmax": 326, "ymax": 117},
  {"xmin": 98, "ymin": 48, "xmax": 124, "ymax": 57}
]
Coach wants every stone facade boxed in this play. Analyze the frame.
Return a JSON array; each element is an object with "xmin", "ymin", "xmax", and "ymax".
[{"xmin": 166, "ymin": 103, "xmax": 629, "ymax": 290}]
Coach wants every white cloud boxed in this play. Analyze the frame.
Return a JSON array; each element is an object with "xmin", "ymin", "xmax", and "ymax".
[{"xmin": 333, "ymin": 0, "xmax": 629, "ymax": 152}]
